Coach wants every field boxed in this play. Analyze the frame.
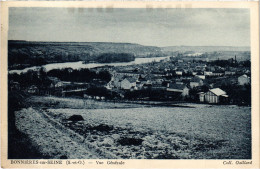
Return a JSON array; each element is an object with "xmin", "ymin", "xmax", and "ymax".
[{"xmin": 14, "ymin": 96, "xmax": 251, "ymax": 159}]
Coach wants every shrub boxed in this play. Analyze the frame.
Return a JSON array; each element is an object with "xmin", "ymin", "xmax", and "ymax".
[{"xmin": 67, "ymin": 115, "xmax": 84, "ymax": 122}]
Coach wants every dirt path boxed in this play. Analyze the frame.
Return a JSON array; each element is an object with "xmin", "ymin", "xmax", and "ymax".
[{"xmin": 15, "ymin": 107, "xmax": 114, "ymax": 159}]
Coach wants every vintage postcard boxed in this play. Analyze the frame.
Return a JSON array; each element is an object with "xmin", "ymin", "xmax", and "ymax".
[{"xmin": 1, "ymin": 1, "xmax": 259, "ymax": 168}]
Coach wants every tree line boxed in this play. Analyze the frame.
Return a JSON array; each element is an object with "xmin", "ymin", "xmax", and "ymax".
[{"xmin": 9, "ymin": 68, "xmax": 111, "ymax": 89}]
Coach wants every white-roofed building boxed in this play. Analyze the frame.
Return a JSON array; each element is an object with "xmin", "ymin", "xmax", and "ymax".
[
  {"xmin": 195, "ymin": 75, "xmax": 206, "ymax": 80},
  {"xmin": 199, "ymin": 88, "xmax": 228, "ymax": 104},
  {"xmin": 121, "ymin": 78, "xmax": 137, "ymax": 90}
]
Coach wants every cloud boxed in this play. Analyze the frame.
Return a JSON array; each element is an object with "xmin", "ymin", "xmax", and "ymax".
[{"xmin": 8, "ymin": 8, "xmax": 250, "ymax": 47}]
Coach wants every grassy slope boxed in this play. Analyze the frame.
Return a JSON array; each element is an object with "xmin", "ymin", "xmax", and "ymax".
[
  {"xmin": 21, "ymin": 96, "xmax": 251, "ymax": 159},
  {"xmin": 15, "ymin": 108, "xmax": 100, "ymax": 159},
  {"xmin": 8, "ymin": 92, "xmax": 51, "ymax": 159},
  {"xmin": 47, "ymin": 106, "xmax": 251, "ymax": 159}
]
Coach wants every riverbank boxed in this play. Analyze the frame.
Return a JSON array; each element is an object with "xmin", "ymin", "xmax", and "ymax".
[{"xmin": 9, "ymin": 56, "xmax": 170, "ymax": 74}]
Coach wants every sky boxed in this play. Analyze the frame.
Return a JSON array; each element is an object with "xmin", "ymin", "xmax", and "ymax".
[{"xmin": 8, "ymin": 8, "xmax": 250, "ymax": 47}]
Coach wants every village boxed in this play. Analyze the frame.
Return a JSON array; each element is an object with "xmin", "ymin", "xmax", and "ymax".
[
  {"xmin": 104, "ymin": 55, "xmax": 250, "ymax": 105},
  {"xmin": 9, "ymin": 55, "xmax": 251, "ymax": 106}
]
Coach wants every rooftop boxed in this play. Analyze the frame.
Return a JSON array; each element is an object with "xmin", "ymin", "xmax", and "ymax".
[
  {"xmin": 190, "ymin": 77, "xmax": 202, "ymax": 83},
  {"xmin": 168, "ymin": 83, "xmax": 187, "ymax": 90},
  {"xmin": 124, "ymin": 78, "xmax": 137, "ymax": 83},
  {"xmin": 239, "ymin": 74, "xmax": 250, "ymax": 78},
  {"xmin": 209, "ymin": 88, "xmax": 226, "ymax": 96}
]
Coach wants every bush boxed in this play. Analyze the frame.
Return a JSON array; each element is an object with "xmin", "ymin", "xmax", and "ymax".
[
  {"xmin": 67, "ymin": 115, "xmax": 84, "ymax": 122},
  {"xmin": 91, "ymin": 124, "xmax": 114, "ymax": 132}
]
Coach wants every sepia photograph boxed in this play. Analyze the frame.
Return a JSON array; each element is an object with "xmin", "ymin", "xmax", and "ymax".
[{"xmin": 1, "ymin": 1, "xmax": 259, "ymax": 168}]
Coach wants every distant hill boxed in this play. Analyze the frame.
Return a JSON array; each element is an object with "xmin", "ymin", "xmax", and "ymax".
[
  {"xmin": 78, "ymin": 42, "xmax": 163, "ymax": 56},
  {"xmin": 161, "ymin": 46, "xmax": 250, "ymax": 52},
  {"xmin": 9, "ymin": 40, "xmax": 162, "ymax": 57},
  {"xmin": 8, "ymin": 41, "xmax": 163, "ymax": 70}
]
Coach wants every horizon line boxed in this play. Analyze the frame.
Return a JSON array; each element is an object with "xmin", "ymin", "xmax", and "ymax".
[{"xmin": 8, "ymin": 40, "xmax": 251, "ymax": 48}]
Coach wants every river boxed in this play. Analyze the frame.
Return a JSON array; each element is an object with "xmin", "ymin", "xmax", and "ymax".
[{"xmin": 9, "ymin": 56, "xmax": 171, "ymax": 74}]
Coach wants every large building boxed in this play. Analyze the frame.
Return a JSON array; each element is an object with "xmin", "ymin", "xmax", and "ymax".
[
  {"xmin": 190, "ymin": 77, "xmax": 204, "ymax": 88},
  {"xmin": 167, "ymin": 83, "xmax": 189, "ymax": 97},
  {"xmin": 121, "ymin": 78, "xmax": 137, "ymax": 90},
  {"xmin": 199, "ymin": 88, "xmax": 228, "ymax": 104}
]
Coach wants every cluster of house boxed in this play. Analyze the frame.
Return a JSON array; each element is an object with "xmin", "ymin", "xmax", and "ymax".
[
  {"xmin": 106, "ymin": 72, "xmax": 152, "ymax": 90},
  {"xmin": 9, "ymin": 56, "xmax": 251, "ymax": 104},
  {"xmin": 105, "ymin": 59, "xmax": 251, "ymax": 103}
]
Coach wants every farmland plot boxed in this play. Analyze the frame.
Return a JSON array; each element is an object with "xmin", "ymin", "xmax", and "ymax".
[{"xmin": 45, "ymin": 106, "xmax": 251, "ymax": 159}]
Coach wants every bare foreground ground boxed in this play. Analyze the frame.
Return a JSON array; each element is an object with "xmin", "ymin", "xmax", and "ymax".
[{"xmin": 13, "ymin": 96, "xmax": 251, "ymax": 159}]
